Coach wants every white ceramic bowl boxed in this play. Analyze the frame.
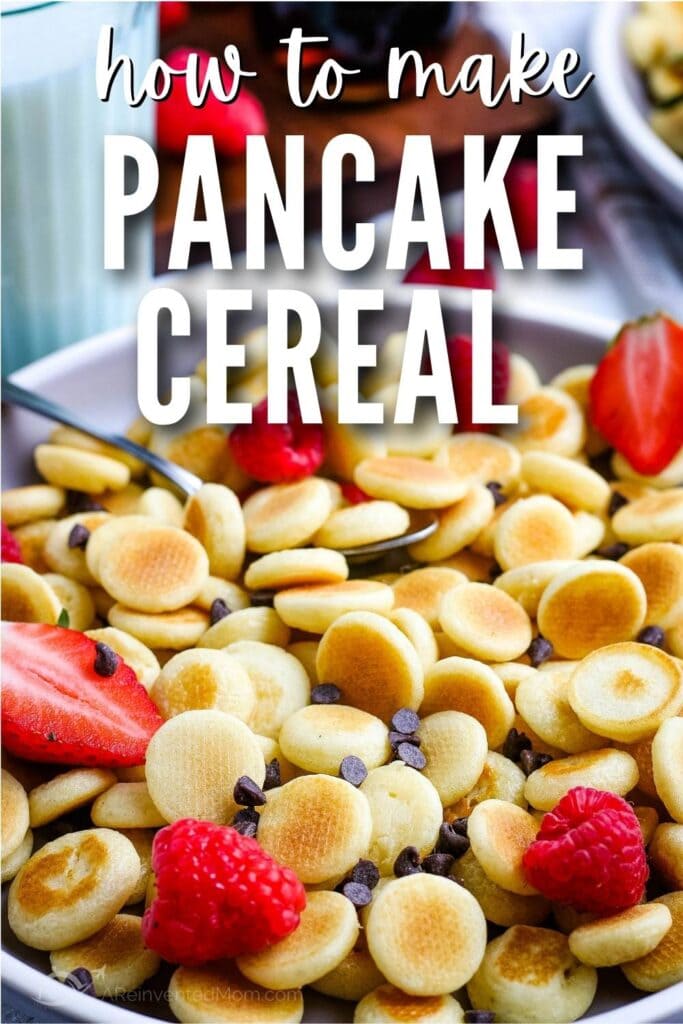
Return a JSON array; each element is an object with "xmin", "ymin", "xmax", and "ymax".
[
  {"xmin": 591, "ymin": 2, "xmax": 683, "ymax": 217},
  {"xmin": 2, "ymin": 292, "xmax": 682, "ymax": 1023}
]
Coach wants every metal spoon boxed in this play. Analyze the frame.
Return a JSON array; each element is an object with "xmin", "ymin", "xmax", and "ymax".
[{"xmin": 2, "ymin": 378, "xmax": 438, "ymax": 560}]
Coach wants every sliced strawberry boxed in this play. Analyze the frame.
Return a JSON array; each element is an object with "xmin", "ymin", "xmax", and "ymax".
[
  {"xmin": 589, "ymin": 314, "xmax": 683, "ymax": 475},
  {"xmin": 1, "ymin": 623, "xmax": 163, "ymax": 766},
  {"xmin": 424, "ymin": 334, "xmax": 510, "ymax": 433},
  {"xmin": 403, "ymin": 234, "xmax": 496, "ymax": 290},
  {"xmin": 1, "ymin": 522, "xmax": 23, "ymax": 564}
]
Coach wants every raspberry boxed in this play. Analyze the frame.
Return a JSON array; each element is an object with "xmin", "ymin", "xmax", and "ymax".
[
  {"xmin": 522, "ymin": 787, "xmax": 648, "ymax": 915},
  {"xmin": 429, "ymin": 334, "xmax": 510, "ymax": 434},
  {"xmin": 341, "ymin": 482, "xmax": 371, "ymax": 504},
  {"xmin": 1, "ymin": 523, "xmax": 22, "ymax": 564},
  {"xmin": 403, "ymin": 233, "xmax": 496, "ymax": 290},
  {"xmin": 142, "ymin": 819, "xmax": 306, "ymax": 965},
  {"xmin": 229, "ymin": 393, "xmax": 325, "ymax": 483}
]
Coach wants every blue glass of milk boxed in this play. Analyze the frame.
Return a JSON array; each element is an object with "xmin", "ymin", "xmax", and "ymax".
[{"xmin": 1, "ymin": 1, "xmax": 158, "ymax": 374}]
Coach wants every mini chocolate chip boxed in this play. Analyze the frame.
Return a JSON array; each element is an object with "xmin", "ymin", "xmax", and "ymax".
[
  {"xmin": 340, "ymin": 755, "xmax": 368, "ymax": 787},
  {"xmin": 596, "ymin": 542, "xmax": 629, "ymax": 560},
  {"xmin": 486, "ymin": 481, "xmax": 507, "ymax": 507},
  {"xmin": 66, "ymin": 491, "xmax": 105, "ymax": 514},
  {"xmin": 233, "ymin": 775, "xmax": 267, "ymax": 807},
  {"xmin": 342, "ymin": 881, "xmax": 372, "ymax": 907},
  {"xmin": 437, "ymin": 822, "xmax": 470, "ymax": 858},
  {"xmin": 67, "ymin": 523, "xmax": 90, "ymax": 550},
  {"xmin": 520, "ymin": 749, "xmax": 553, "ymax": 776},
  {"xmin": 394, "ymin": 845, "xmax": 421, "ymax": 877},
  {"xmin": 502, "ymin": 728, "xmax": 532, "ymax": 762},
  {"xmin": 93, "ymin": 642, "xmax": 119, "ymax": 677},
  {"xmin": 528, "ymin": 635, "xmax": 554, "ymax": 668},
  {"xmin": 209, "ymin": 598, "xmax": 230, "ymax": 626},
  {"xmin": 232, "ymin": 819, "xmax": 258, "ymax": 838},
  {"xmin": 396, "ymin": 742, "xmax": 426, "ymax": 770},
  {"xmin": 451, "ymin": 816, "xmax": 469, "ymax": 836},
  {"xmin": 464, "ymin": 1012, "xmax": 495, "ymax": 1023},
  {"xmin": 389, "ymin": 731, "xmax": 421, "ymax": 751},
  {"xmin": 311, "ymin": 683, "xmax": 341, "ymax": 704},
  {"xmin": 233, "ymin": 807, "xmax": 259, "ymax": 826},
  {"xmin": 608, "ymin": 491, "xmax": 629, "ymax": 517},
  {"xmin": 422, "ymin": 852, "xmax": 455, "ymax": 876},
  {"xmin": 391, "ymin": 707, "xmax": 420, "ymax": 734},
  {"xmin": 263, "ymin": 758, "xmax": 281, "ymax": 790},
  {"xmin": 637, "ymin": 625, "xmax": 666, "ymax": 649},
  {"xmin": 350, "ymin": 859, "xmax": 380, "ymax": 889},
  {"xmin": 63, "ymin": 967, "xmax": 95, "ymax": 996}
]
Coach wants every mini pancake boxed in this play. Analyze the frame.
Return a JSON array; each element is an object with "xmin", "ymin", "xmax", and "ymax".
[
  {"xmin": 360, "ymin": 762, "xmax": 443, "ymax": 875},
  {"xmin": 455, "ymin": 850, "xmax": 550, "ymax": 928},
  {"xmin": 322, "ymin": 401, "xmax": 387, "ymax": 482},
  {"xmin": 506, "ymin": 352, "xmax": 541, "ymax": 404},
  {"xmin": 649, "ymin": 823, "xmax": 683, "ymax": 889},
  {"xmin": 97, "ymin": 523, "xmax": 209, "ymax": 613},
  {"xmin": 12, "ymin": 519, "xmax": 55, "ymax": 573},
  {"xmin": 34, "ymin": 444, "xmax": 130, "ymax": 493},
  {"xmin": 437, "ymin": 549, "xmax": 496, "ymax": 582},
  {"xmin": 568, "ymin": 642, "xmax": 683, "ymax": 742},
  {"xmin": 42, "ymin": 573, "xmax": 95, "ymax": 631},
  {"xmin": 620, "ymin": 542, "xmax": 683, "ymax": 629},
  {"xmin": 84, "ymin": 627, "xmax": 161, "ymax": 690},
  {"xmin": 668, "ymin": 620, "xmax": 683, "ymax": 658},
  {"xmin": 383, "ymin": 406, "xmax": 455, "ymax": 460},
  {"xmin": 145, "ymin": 709, "xmax": 265, "ymax": 824},
  {"xmin": 183, "ymin": 483, "xmax": 245, "ymax": 581},
  {"xmin": 50, "ymin": 913, "xmax": 160, "ymax": 996},
  {"xmin": 467, "ymin": 800, "xmax": 540, "ymax": 896},
  {"xmin": 516, "ymin": 666, "xmax": 604, "ymax": 754},
  {"xmin": 614, "ymin": 734, "xmax": 658, "ymax": 799},
  {"xmin": 29, "ymin": 769, "xmax": 116, "ymax": 827},
  {"xmin": 537, "ymin": 562, "xmax": 647, "ymax": 659},
  {"xmin": 1, "ymin": 828, "xmax": 33, "ymax": 885},
  {"xmin": 550, "ymin": 364, "xmax": 607, "ymax": 457},
  {"xmin": 244, "ymin": 549, "xmax": 348, "ymax": 591},
  {"xmin": 389, "ymin": 608, "xmax": 439, "ymax": 671},
  {"xmin": 635, "ymin": 805, "xmax": 660, "ymax": 845},
  {"xmin": 279, "ymin": 704, "xmax": 390, "ymax": 775},
  {"xmin": 50, "ymin": 424, "xmax": 145, "ymax": 476},
  {"xmin": 7, "ymin": 828, "xmax": 140, "ymax": 950},
  {"xmin": 354, "ymin": 986, "xmax": 464, "ymax": 1024},
  {"xmin": 354, "ymin": 456, "xmax": 469, "ymax": 509},
  {"xmin": 613, "ymin": 490, "xmax": 683, "ymax": 543},
  {"xmin": 572, "ymin": 511, "xmax": 606, "ymax": 557},
  {"xmin": 91, "ymin": 782, "xmax": 166, "ymax": 828},
  {"xmin": 2, "ymin": 770, "xmax": 30, "ymax": 859},
  {"xmin": 408, "ymin": 486, "xmax": 496, "ymax": 563},
  {"xmin": 366, "ymin": 874, "xmax": 487, "ymax": 995},
  {"xmin": 494, "ymin": 560, "xmax": 578, "ymax": 618},
  {"xmin": 422, "ymin": 658, "xmax": 515, "ymax": 749},
  {"xmin": 391, "ymin": 567, "xmax": 466, "ymax": 627},
  {"xmin": 156, "ymin": 424, "xmax": 250, "ymax": 492},
  {"xmin": 459, "ymin": 751, "xmax": 527, "ymax": 812},
  {"xmin": 168, "ymin": 963, "xmax": 304, "ymax": 1024},
  {"xmin": 493, "ymin": 662, "xmax": 538, "ymax": 700},
  {"xmin": 286, "ymin": 640, "xmax": 320, "ymax": 684},
  {"xmin": 99, "ymin": 482, "xmax": 146, "ymax": 517},
  {"xmin": 243, "ymin": 479, "xmax": 333, "ymax": 553},
  {"xmin": 224, "ymin": 641, "xmax": 310, "ymax": 739},
  {"xmin": 652, "ymin": 717, "xmax": 683, "ymax": 822},
  {"xmin": 512, "ymin": 711, "xmax": 565, "ymax": 760},
  {"xmin": 135, "ymin": 486, "xmax": 184, "ymax": 526},
  {"xmin": 1, "ymin": 485, "xmax": 65, "ymax": 526},
  {"xmin": 44, "ymin": 511, "xmax": 112, "ymax": 585},
  {"xmin": 520, "ymin": 451, "xmax": 610, "ymax": 513},
  {"xmin": 439, "ymin": 582, "xmax": 533, "ymax": 663},
  {"xmin": 316, "ymin": 611, "xmax": 424, "ymax": 723},
  {"xmin": 199, "ymin": 607, "xmax": 291, "ymax": 649},
  {"xmin": 613, "ymin": 445, "xmax": 683, "ymax": 489},
  {"xmin": 494, "ymin": 495, "xmax": 577, "ymax": 570},
  {"xmin": 417, "ymin": 711, "xmax": 488, "ymax": 805},
  {"xmin": 313, "ymin": 501, "xmax": 410, "ymax": 549},
  {"xmin": 84, "ymin": 515, "xmax": 159, "ymax": 584},
  {"xmin": 118, "ymin": 829, "xmax": 154, "ymax": 905},
  {"xmin": 434, "ymin": 433, "xmax": 522, "ymax": 487},
  {"xmin": 108, "ymin": 604, "xmax": 210, "ymax": 651},
  {"xmin": 1, "ymin": 564, "xmax": 61, "ymax": 625},
  {"xmin": 500, "ymin": 387, "xmax": 586, "ymax": 457},
  {"xmin": 238, "ymin": 890, "xmax": 359, "ymax": 989},
  {"xmin": 90, "ymin": 585, "xmax": 115, "ymax": 619},
  {"xmin": 470, "ymin": 496, "xmax": 518, "ymax": 559},
  {"xmin": 311, "ymin": 934, "xmax": 386, "ymax": 1003},
  {"xmin": 553, "ymin": 905, "xmax": 597, "ymax": 935},
  {"xmin": 274, "ymin": 581, "xmax": 394, "ymax": 634},
  {"xmin": 254, "ymin": 735, "xmax": 299, "ymax": 785},
  {"xmin": 621, "ymin": 892, "xmax": 683, "ymax": 992},
  {"xmin": 150, "ymin": 648, "xmax": 255, "ymax": 723},
  {"xmin": 467, "ymin": 926, "xmax": 597, "ymax": 1024},
  {"xmin": 193, "ymin": 577, "xmax": 250, "ymax": 613},
  {"xmin": 524, "ymin": 749, "xmax": 639, "ymax": 811},
  {"xmin": 257, "ymin": 775, "xmax": 372, "ymax": 884},
  {"xmin": 568, "ymin": 903, "xmax": 673, "ymax": 968}
]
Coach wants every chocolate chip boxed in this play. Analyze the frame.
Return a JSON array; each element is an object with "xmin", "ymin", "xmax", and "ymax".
[
  {"xmin": 464, "ymin": 1012, "xmax": 495, "ymax": 1023},
  {"xmin": 93, "ymin": 642, "xmax": 119, "ymax": 677},
  {"xmin": 422, "ymin": 853, "xmax": 455, "ymax": 876},
  {"xmin": 502, "ymin": 728, "xmax": 532, "ymax": 762},
  {"xmin": 263, "ymin": 758, "xmax": 281, "ymax": 790},
  {"xmin": 232, "ymin": 818, "xmax": 258, "ymax": 838},
  {"xmin": 451, "ymin": 816, "xmax": 469, "ymax": 836},
  {"xmin": 389, "ymin": 731, "xmax": 421, "ymax": 751},
  {"xmin": 341, "ymin": 881, "xmax": 373, "ymax": 907},
  {"xmin": 396, "ymin": 742, "xmax": 426, "ymax": 770},
  {"xmin": 608, "ymin": 491, "xmax": 629, "ymax": 517},
  {"xmin": 391, "ymin": 708, "xmax": 420, "ymax": 734},
  {"xmin": 311, "ymin": 683, "xmax": 341, "ymax": 704},
  {"xmin": 233, "ymin": 775, "xmax": 267, "ymax": 807},
  {"xmin": 520, "ymin": 749, "xmax": 553, "ymax": 776},
  {"xmin": 637, "ymin": 625, "xmax": 666, "ymax": 649},
  {"xmin": 437, "ymin": 821, "xmax": 470, "ymax": 858},
  {"xmin": 339, "ymin": 755, "xmax": 368, "ymax": 787},
  {"xmin": 66, "ymin": 491, "xmax": 105, "ymax": 514},
  {"xmin": 209, "ymin": 598, "xmax": 230, "ymax": 626},
  {"xmin": 528, "ymin": 635, "xmax": 554, "ymax": 668},
  {"xmin": 486, "ymin": 481, "xmax": 507, "ymax": 507},
  {"xmin": 596, "ymin": 542, "xmax": 629, "ymax": 561},
  {"xmin": 394, "ymin": 845, "xmax": 421, "ymax": 877},
  {"xmin": 67, "ymin": 523, "xmax": 90, "ymax": 549},
  {"xmin": 233, "ymin": 806, "xmax": 259, "ymax": 825},
  {"xmin": 63, "ymin": 967, "xmax": 95, "ymax": 996},
  {"xmin": 350, "ymin": 859, "xmax": 380, "ymax": 889}
]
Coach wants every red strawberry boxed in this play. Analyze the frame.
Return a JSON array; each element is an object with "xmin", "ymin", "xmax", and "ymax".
[
  {"xmin": 433, "ymin": 334, "xmax": 510, "ymax": 433},
  {"xmin": 1, "ymin": 522, "xmax": 23, "ymax": 564},
  {"xmin": 403, "ymin": 234, "xmax": 496, "ymax": 290},
  {"xmin": 157, "ymin": 47, "xmax": 267, "ymax": 159},
  {"xmin": 159, "ymin": 1, "xmax": 190, "ymax": 34},
  {"xmin": 589, "ymin": 314, "xmax": 683, "ymax": 475},
  {"xmin": 1, "ymin": 623, "xmax": 163, "ymax": 766}
]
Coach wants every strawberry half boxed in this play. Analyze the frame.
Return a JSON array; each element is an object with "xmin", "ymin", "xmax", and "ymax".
[
  {"xmin": 1, "ymin": 623, "xmax": 163, "ymax": 766},
  {"xmin": 589, "ymin": 314, "xmax": 683, "ymax": 475},
  {"xmin": 403, "ymin": 234, "xmax": 496, "ymax": 290}
]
